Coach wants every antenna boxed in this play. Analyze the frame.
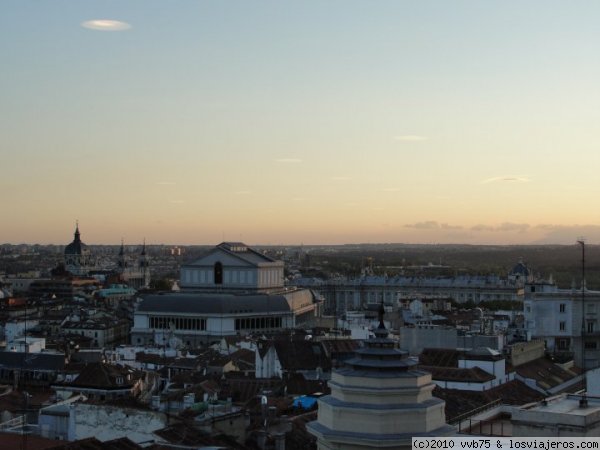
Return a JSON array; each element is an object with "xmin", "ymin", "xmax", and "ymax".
[{"xmin": 577, "ymin": 238, "xmax": 588, "ymax": 408}]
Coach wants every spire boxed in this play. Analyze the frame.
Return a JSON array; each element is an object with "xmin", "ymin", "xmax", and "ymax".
[
  {"xmin": 141, "ymin": 238, "xmax": 146, "ymax": 256},
  {"xmin": 119, "ymin": 239, "xmax": 125, "ymax": 256},
  {"xmin": 374, "ymin": 299, "xmax": 389, "ymax": 339},
  {"xmin": 74, "ymin": 221, "xmax": 81, "ymax": 241}
]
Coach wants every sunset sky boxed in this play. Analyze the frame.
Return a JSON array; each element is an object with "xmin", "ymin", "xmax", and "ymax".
[{"xmin": 2, "ymin": 1, "xmax": 600, "ymax": 245}]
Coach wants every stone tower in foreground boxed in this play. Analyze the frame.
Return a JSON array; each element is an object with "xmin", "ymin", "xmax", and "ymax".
[{"xmin": 307, "ymin": 303, "xmax": 454, "ymax": 449}]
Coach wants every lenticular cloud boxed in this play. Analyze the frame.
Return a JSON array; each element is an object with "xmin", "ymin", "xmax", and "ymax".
[{"xmin": 81, "ymin": 20, "xmax": 132, "ymax": 31}]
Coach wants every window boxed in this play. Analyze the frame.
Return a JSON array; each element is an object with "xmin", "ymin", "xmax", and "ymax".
[
  {"xmin": 559, "ymin": 304, "xmax": 566, "ymax": 313},
  {"xmin": 588, "ymin": 321, "xmax": 595, "ymax": 333},
  {"xmin": 214, "ymin": 262, "xmax": 223, "ymax": 285},
  {"xmin": 557, "ymin": 338, "xmax": 570, "ymax": 350},
  {"xmin": 585, "ymin": 341, "xmax": 597, "ymax": 350},
  {"xmin": 559, "ymin": 321, "xmax": 566, "ymax": 331}
]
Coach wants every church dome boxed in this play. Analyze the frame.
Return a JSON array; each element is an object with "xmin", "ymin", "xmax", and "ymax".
[
  {"xmin": 65, "ymin": 224, "xmax": 89, "ymax": 255},
  {"xmin": 511, "ymin": 261, "xmax": 529, "ymax": 276}
]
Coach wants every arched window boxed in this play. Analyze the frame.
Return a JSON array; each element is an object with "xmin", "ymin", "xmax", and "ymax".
[{"xmin": 214, "ymin": 262, "xmax": 223, "ymax": 285}]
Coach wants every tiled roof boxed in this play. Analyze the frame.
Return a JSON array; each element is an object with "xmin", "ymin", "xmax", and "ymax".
[
  {"xmin": 49, "ymin": 437, "xmax": 142, "ymax": 449},
  {"xmin": 270, "ymin": 340, "xmax": 331, "ymax": 371},
  {"xmin": 434, "ymin": 380, "xmax": 544, "ymax": 421},
  {"xmin": 419, "ymin": 348, "xmax": 462, "ymax": 367},
  {"xmin": 0, "ymin": 351, "xmax": 65, "ymax": 371},
  {"xmin": 515, "ymin": 357, "xmax": 580, "ymax": 390},
  {"xmin": 154, "ymin": 422, "xmax": 249, "ymax": 448},
  {"xmin": 66, "ymin": 363, "xmax": 137, "ymax": 389},
  {"xmin": 422, "ymin": 366, "xmax": 495, "ymax": 383}
]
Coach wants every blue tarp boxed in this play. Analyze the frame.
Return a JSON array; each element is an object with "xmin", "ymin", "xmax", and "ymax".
[{"xmin": 293, "ymin": 395, "xmax": 318, "ymax": 409}]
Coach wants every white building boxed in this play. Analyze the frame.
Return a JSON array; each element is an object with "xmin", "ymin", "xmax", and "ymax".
[
  {"xmin": 523, "ymin": 282, "xmax": 600, "ymax": 368},
  {"xmin": 179, "ymin": 242, "xmax": 284, "ymax": 293},
  {"xmin": 132, "ymin": 242, "xmax": 320, "ymax": 347},
  {"xmin": 512, "ymin": 394, "xmax": 600, "ymax": 437}
]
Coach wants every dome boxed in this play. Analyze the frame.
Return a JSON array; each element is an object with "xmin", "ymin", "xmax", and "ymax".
[
  {"xmin": 65, "ymin": 224, "xmax": 90, "ymax": 255},
  {"xmin": 511, "ymin": 261, "xmax": 529, "ymax": 276}
]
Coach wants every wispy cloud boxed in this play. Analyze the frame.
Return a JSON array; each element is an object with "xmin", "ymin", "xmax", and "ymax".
[
  {"xmin": 169, "ymin": 199, "xmax": 185, "ymax": 204},
  {"xmin": 234, "ymin": 190, "xmax": 252, "ymax": 195},
  {"xmin": 441, "ymin": 223, "xmax": 463, "ymax": 230},
  {"xmin": 471, "ymin": 223, "xmax": 530, "ymax": 233},
  {"xmin": 497, "ymin": 222, "xmax": 530, "ymax": 233},
  {"xmin": 331, "ymin": 176, "xmax": 352, "ymax": 181},
  {"xmin": 81, "ymin": 20, "xmax": 132, "ymax": 31},
  {"xmin": 405, "ymin": 221, "xmax": 439, "ymax": 229},
  {"xmin": 381, "ymin": 187, "xmax": 401, "ymax": 192},
  {"xmin": 471, "ymin": 224, "xmax": 495, "ymax": 232},
  {"xmin": 156, "ymin": 181, "xmax": 176, "ymax": 186},
  {"xmin": 482, "ymin": 176, "xmax": 530, "ymax": 184},
  {"xmin": 394, "ymin": 135, "xmax": 428, "ymax": 141},
  {"xmin": 275, "ymin": 158, "xmax": 302, "ymax": 163}
]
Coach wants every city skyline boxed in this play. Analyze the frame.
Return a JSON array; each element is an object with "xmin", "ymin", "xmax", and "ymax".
[{"xmin": 3, "ymin": 2, "xmax": 600, "ymax": 245}]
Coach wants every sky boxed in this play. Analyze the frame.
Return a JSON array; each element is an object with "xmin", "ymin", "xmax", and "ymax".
[{"xmin": 2, "ymin": 1, "xmax": 600, "ymax": 245}]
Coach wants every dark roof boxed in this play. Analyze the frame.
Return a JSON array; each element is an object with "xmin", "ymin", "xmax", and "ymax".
[
  {"xmin": 515, "ymin": 357, "xmax": 581, "ymax": 391},
  {"xmin": 421, "ymin": 366, "xmax": 495, "ymax": 383},
  {"xmin": 65, "ymin": 362, "xmax": 137, "ymax": 389},
  {"xmin": 0, "ymin": 432, "xmax": 67, "ymax": 450},
  {"xmin": 285, "ymin": 373, "xmax": 329, "ymax": 396},
  {"xmin": 434, "ymin": 380, "xmax": 544, "ymax": 422},
  {"xmin": 230, "ymin": 348, "xmax": 256, "ymax": 366},
  {"xmin": 49, "ymin": 437, "xmax": 142, "ymax": 449},
  {"xmin": 419, "ymin": 348, "xmax": 461, "ymax": 367},
  {"xmin": 268, "ymin": 340, "xmax": 330, "ymax": 371},
  {"xmin": 221, "ymin": 372, "xmax": 283, "ymax": 403},
  {"xmin": 138, "ymin": 293, "xmax": 291, "ymax": 315},
  {"xmin": 319, "ymin": 339, "xmax": 361, "ymax": 357},
  {"xmin": 154, "ymin": 422, "xmax": 249, "ymax": 449},
  {"xmin": 0, "ymin": 351, "xmax": 65, "ymax": 371}
]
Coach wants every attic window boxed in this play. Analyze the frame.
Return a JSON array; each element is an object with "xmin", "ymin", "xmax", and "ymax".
[{"xmin": 116, "ymin": 376, "xmax": 124, "ymax": 385}]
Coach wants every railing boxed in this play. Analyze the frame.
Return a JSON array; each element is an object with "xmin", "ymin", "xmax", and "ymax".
[
  {"xmin": 448, "ymin": 398, "xmax": 502, "ymax": 425},
  {"xmin": 0, "ymin": 415, "xmax": 25, "ymax": 431}
]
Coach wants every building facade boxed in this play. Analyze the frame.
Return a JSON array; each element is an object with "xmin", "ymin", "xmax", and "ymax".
[
  {"xmin": 179, "ymin": 242, "xmax": 284, "ymax": 293},
  {"xmin": 132, "ymin": 242, "xmax": 320, "ymax": 347},
  {"xmin": 523, "ymin": 282, "xmax": 600, "ymax": 369}
]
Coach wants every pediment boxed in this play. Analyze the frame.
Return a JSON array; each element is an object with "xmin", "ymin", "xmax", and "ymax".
[{"xmin": 185, "ymin": 248, "xmax": 256, "ymax": 268}]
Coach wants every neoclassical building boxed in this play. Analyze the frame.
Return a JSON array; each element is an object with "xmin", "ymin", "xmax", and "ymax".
[
  {"xmin": 179, "ymin": 242, "xmax": 284, "ymax": 293},
  {"xmin": 131, "ymin": 242, "xmax": 320, "ymax": 347}
]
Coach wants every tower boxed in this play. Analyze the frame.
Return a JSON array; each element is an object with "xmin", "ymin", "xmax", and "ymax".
[
  {"xmin": 64, "ymin": 222, "xmax": 94, "ymax": 276},
  {"xmin": 307, "ymin": 302, "xmax": 454, "ymax": 449},
  {"xmin": 137, "ymin": 239, "xmax": 151, "ymax": 289}
]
